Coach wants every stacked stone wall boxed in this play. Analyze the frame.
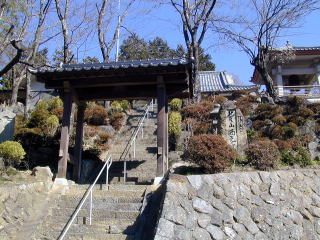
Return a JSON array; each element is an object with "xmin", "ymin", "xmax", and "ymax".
[{"xmin": 155, "ymin": 169, "xmax": 320, "ymax": 239}]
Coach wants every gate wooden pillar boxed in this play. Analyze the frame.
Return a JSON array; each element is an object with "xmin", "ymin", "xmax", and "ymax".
[
  {"xmin": 73, "ymin": 104, "xmax": 86, "ymax": 182},
  {"xmin": 157, "ymin": 76, "xmax": 168, "ymax": 177},
  {"xmin": 57, "ymin": 91, "xmax": 73, "ymax": 178}
]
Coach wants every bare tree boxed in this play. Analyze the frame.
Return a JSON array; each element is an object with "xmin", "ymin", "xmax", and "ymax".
[
  {"xmin": 213, "ymin": 0, "xmax": 319, "ymax": 99},
  {"xmin": 0, "ymin": 0, "xmax": 29, "ymax": 79},
  {"xmin": 55, "ymin": 0, "xmax": 71, "ymax": 64},
  {"xmin": 9, "ymin": 0, "xmax": 52, "ymax": 105},
  {"xmin": 96, "ymin": 0, "xmax": 135, "ymax": 61},
  {"xmin": 169, "ymin": 0, "xmax": 217, "ymax": 102}
]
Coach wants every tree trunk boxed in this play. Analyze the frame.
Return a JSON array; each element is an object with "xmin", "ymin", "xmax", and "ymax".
[
  {"xmin": 24, "ymin": 71, "xmax": 31, "ymax": 117},
  {"xmin": 10, "ymin": 69, "xmax": 25, "ymax": 105},
  {"xmin": 255, "ymin": 63, "xmax": 277, "ymax": 99},
  {"xmin": 193, "ymin": 45, "xmax": 201, "ymax": 103}
]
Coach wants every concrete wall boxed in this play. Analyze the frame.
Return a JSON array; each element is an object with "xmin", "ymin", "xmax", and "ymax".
[{"xmin": 155, "ymin": 169, "xmax": 320, "ymax": 240}]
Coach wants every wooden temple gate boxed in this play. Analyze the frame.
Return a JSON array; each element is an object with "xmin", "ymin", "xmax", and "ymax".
[{"xmin": 32, "ymin": 59, "xmax": 192, "ymax": 181}]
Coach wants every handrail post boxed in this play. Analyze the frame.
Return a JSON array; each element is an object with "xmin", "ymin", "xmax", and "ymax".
[
  {"xmin": 141, "ymin": 124, "xmax": 144, "ymax": 138},
  {"xmin": 89, "ymin": 189, "xmax": 93, "ymax": 225},
  {"xmin": 133, "ymin": 139, "xmax": 136, "ymax": 158},
  {"xmin": 151, "ymin": 99, "xmax": 153, "ymax": 111},
  {"xmin": 124, "ymin": 160, "xmax": 127, "ymax": 182},
  {"xmin": 106, "ymin": 165, "xmax": 108, "ymax": 190}
]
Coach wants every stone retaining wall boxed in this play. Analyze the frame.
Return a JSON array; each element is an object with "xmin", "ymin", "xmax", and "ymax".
[{"xmin": 154, "ymin": 169, "xmax": 320, "ymax": 240}]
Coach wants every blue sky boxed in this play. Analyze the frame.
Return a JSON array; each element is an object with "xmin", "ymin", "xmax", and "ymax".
[{"xmin": 64, "ymin": 1, "xmax": 320, "ymax": 85}]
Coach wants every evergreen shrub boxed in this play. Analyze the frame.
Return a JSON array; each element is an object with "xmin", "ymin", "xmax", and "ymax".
[
  {"xmin": 119, "ymin": 100, "xmax": 130, "ymax": 111},
  {"xmin": 168, "ymin": 112, "xmax": 182, "ymax": 136},
  {"xmin": 43, "ymin": 115, "xmax": 59, "ymax": 136},
  {"xmin": 183, "ymin": 134, "xmax": 237, "ymax": 173},
  {"xmin": 0, "ymin": 141, "xmax": 26, "ymax": 166},
  {"xmin": 246, "ymin": 141, "xmax": 280, "ymax": 170},
  {"xmin": 272, "ymin": 114, "xmax": 287, "ymax": 125},
  {"xmin": 110, "ymin": 112, "xmax": 125, "ymax": 131},
  {"xmin": 48, "ymin": 97, "xmax": 63, "ymax": 110},
  {"xmin": 35, "ymin": 100, "xmax": 49, "ymax": 111},
  {"xmin": 111, "ymin": 100, "xmax": 130, "ymax": 112},
  {"xmin": 85, "ymin": 105, "xmax": 107, "ymax": 125},
  {"xmin": 28, "ymin": 108, "xmax": 50, "ymax": 128},
  {"xmin": 181, "ymin": 101, "xmax": 213, "ymax": 120},
  {"xmin": 168, "ymin": 111, "xmax": 182, "ymax": 150},
  {"xmin": 169, "ymin": 98, "xmax": 182, "ymax": 111},
  {"xmin": 281, "ymin": 147, "xmax": 313, "ymax": 166},
  {"xmin": 51, "ymin": 107, "xmax": 63, "ymax": 121}
]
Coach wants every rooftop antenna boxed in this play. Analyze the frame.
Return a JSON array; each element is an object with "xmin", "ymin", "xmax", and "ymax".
[{"xmin": 115, "ymin": 0, "xmax": 121, "ymax": 62}]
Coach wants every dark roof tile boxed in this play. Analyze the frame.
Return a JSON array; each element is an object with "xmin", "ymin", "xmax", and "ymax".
[{"xmin": 35, "ymin": 58, "xmax": 189, "ymax": 74}]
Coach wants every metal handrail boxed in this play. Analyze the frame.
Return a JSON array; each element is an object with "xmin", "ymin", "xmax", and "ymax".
[
  {"xmin": 58, "ymin": 156, "xmax": 113, "ymax": 240},
  {"xmin": 118, "ymin": 100, "xmax": 154, "ymax": 182}
]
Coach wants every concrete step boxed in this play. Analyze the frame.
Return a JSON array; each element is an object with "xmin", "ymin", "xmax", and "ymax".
[
  {"xmin": 57, "ymin": 196, "xmax": 143, "ymax": 208},
  {"xmin": 40, "ymin": 219, "xmax": 137, "ymax": 235},
  {"xmin": 35, "ymin": 232, "xmax": 133, "ymax": 240},
  {"xmin": 68, "ymin": 184, "xmax": 147, "ymax": 192},
  {"xmin": 109, "ymin": 177, "xmax": 153, "ymax": 185},
  {"xmin": 51, "ymin": 207, "xmax": 140, "ymax": 220},
  {"xmin": 56, "ymin": 201, "xmax": 142, "ymax": 211}
]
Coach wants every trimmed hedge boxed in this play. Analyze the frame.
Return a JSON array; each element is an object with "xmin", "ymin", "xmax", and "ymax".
[
  {"xmin": 169, "ymin": 98, "xmax": 183, "ymax": 111},
  {"xmin": 246, "ymin": 141, "xmax": 280, "ymax": 170},
  {"xmin": 84, "ymin": 105, "xmax": 108, "ymax": 125},
  {"xmin": 0, "ymin": 141, "xmax": 26, "ymax": 166},
  {"xmin": 183, "ymin": 134, "xmax": 237, "ymax": 173}
]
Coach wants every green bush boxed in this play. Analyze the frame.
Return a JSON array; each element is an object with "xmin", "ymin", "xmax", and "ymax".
[
  {"xmin": 182, "ymin": 134, "xmax": 237, "ymax": 173},
  {"xmin": 48, "ymin": 97, "xmax": 63, "ymax": 110},
  {"xmin": 168, "ymin": 112, "xmax": 182, "ymax": 150},
  {"xmin": 51, "ymin": 107, "xmax": 63, "ymax": 121},
  {"xmin": 35, "ymin": 99, "xmax": 49, "ymax": 111},
  {"xmin": 246, "ymin": 141, "xmax": 280, "ymax": 170},
  {"xmin": 168, "ymin": 112, "xmax": 182, "ymax": 136},
  {"xmin": 287, "ymin": 96, "xmax": 306, "ymax": 107},
  {"xmin": 169, "ymin": 98, "xmax": 182, "ymax": 111},
  {"xmin": 119, "ymin": 100, "xmax": 130, "ymax": 111},
  {"xmin": 28, "ymin": 108, "xmax": 50, "ymax": 128},
  {"xmin": 111, "ymin": 101, "xmax": 123, "ymax": 112},
  {"xmin": 287, "ymin": 115, "xmax": 306, "ymax": 126},
  {"xmin": 281, "ymin": 147, "xmax": 313, "ymax": 166},
  {"xmin": 282, "ymin": 126, "xmax": 296, "ymax": 139},
  {"xmin": 297, "ymin": 107, "xmax": 314, "ymax": 118},
  {"xmin": 0, "ymin": 141, "xmax": 26, "ymax": 166},
  {"xmin": 43, "ymin": 115, "xmax": 59, "ymax": 136},
  {"xmin": 295, "ymin": 147, "xmax": 313, "ymax": 166}
]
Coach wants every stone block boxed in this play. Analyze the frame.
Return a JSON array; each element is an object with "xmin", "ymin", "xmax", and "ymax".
[
  {"xmin": 156, "ymin": 218, "xmax": 174, "ymax": 238},
  {"xmin": 192, "ymin": 227, "xmax": 211, "ymax": 240},
  {"xmin": 193, "ymin": 198, "xmax": 214, "ymax": 214},
  {"xmin": 206, "ymin": 225, "xmax": 226, "ymax": 240}
]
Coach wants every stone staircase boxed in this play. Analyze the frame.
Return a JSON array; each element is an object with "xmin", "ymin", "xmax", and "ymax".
[
  {"xmin": 108, "ymin": 101, "xmax": 157, "ymax": 185},
  {"xmin": 32, "ymin": 101, "xmax": 158, "ymax": 240},
  {"xmin": 33, "ymin": 184, "xmax": 148, "ymax": 240}
]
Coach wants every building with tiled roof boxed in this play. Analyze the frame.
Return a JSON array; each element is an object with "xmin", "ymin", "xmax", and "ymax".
[
  {"xmin": 199, "ymin": 71, "xmax": 257, "ymax": 95},
  {"xmin": 251, "ymin": 45, "xmax": 320, "ymax": 102}
]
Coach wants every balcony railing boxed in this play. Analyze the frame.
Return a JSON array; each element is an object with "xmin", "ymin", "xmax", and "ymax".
[{"xmin": 275, "ymin": 85, "xmax": 320, "ymax": 98}]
